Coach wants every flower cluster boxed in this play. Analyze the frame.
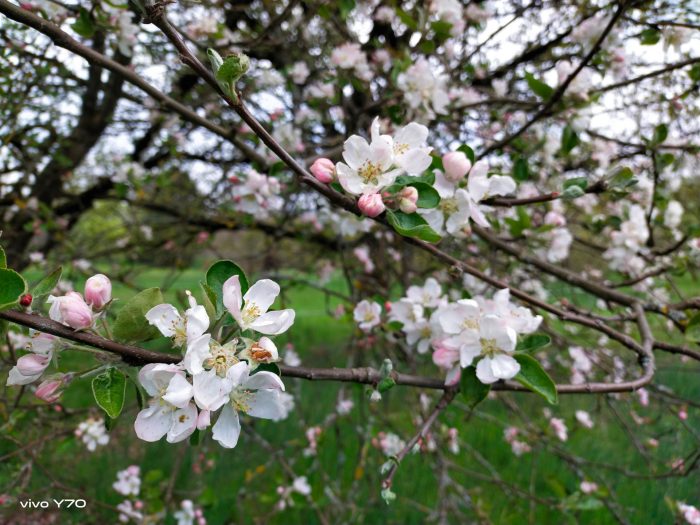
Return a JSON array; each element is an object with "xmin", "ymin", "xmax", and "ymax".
[
  {"xmin": 355, "ymin": 278, "xmax": 542, "ymax": 385},
  {"xmin": 75, "ymin": 416, "xmax": 110, "ymax": 452},
  {"xmin": 135, "ymin": 276, "xmax": 295, "ymax": 448}
]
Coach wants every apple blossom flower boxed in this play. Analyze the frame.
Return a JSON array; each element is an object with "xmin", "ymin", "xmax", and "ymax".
[
  {"xmin": 336, "ymin": 122, "xmax": 401, "ymax": 195},
  {"xmin": 358, "ymin": 193, "xmax": 386, "ymax": 217},
  {"xmin": 146, "ymin": 292, "xmax": 209, "ymax": 348},
  {"xmin": 76, "ymin": 416, "xmax": 110, "ymax": 451},
  {"xmin": 310, "ymin": 158, "xmax": 335, "ymax": 183},
  {"xmin": 113, "ymin": 466, "xmax": 141, "ymax": 497},
  {"xmin": 7, "ymin": 332, "xmax": 56, "ymax": 386},
  {"xmin": 442, "ymin": 151, "xmax": 471, "ymax": 182},
  {"xmin": 117, "ymin": 500, "xmax": 143, "ymax": 523},
  {"xmin": 211, "ymin": 361, "xmax": 287, "ymax": 448},
  {"xmin": 575, "ymin": 410, "xmax": 594, "ymax": 429},
  {"xmin": 353, "ymin": 300, "xmax": 382, "ymax": 332},
  {"xmin": 549, "ymin": 417, "xmax": 568, "ymax": 441},
  {"xmin": 678, "ymin": 502, "xmax": 700, "ymax": 525},
  {"xmin": 134, "ymin": 364, "xmax": 197, "ymax": 443},
  {"xmin": 223, "ymin": 276, "xmax": 295, "ymax": 335},
  {"xmin": 461, "ymin": 315, "xmax": 520, "ymax": 384},
  {"xmin": 290, "ymin": 61, "xmax": 310, "ymax": 84},
  {"xmin": 406, "ymin": 277, "xmax": 444, "ymax": 308},
  {"xmin": 84, "ymin": 273, "xmax": 111, "ymax": 309},
  {"xmin": 239, "ymin": 337, "xmax": 280, "ymax": 370},
  {"xmin": 337, "ymin": 398, "xmax": 354, "ymax": 415},
  {"xmin": 383, "ymin": 121, "xmax": 432, "ymax": 175},
  {"xmin": 664, "ymin": 200, "xmax": 683, "ymax": 230},
  {"xmin": 397, "ymin": 58, "xmax": 450, "ymax": 117},
  {"xmin": 47, "ymin": 292, "xmax": 93, "ymax": 330}
]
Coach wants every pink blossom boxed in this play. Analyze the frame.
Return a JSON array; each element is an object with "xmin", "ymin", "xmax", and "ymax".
[
  {"xmin": 398, "ymin": 186, "xmax": 419, "ymax": 214},
  {"xmin": 84, "ymin": 274, "xmax": 112, "ymax": 309},
  {"xmin": 442, "ymin": 151, "xmax": 471, "ymax": 182},
  {"xmin": 35, "ymin": 378, "xmax": 63, "ymax": 403},
  {"xmin": 358, "ymin": 193, "xmax": 385, "ymax": 218},
  {"xmin": 310, "ymin": 158, "xmax": 335, "ymax": 183}
]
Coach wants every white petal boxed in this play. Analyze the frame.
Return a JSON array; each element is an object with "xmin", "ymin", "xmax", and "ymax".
[
  {"xmin": 193, "ymin": 369, "xmax": 231, "ymax": 411},
  {"xmin": 398, "ymin": 148, "xmax": 432, "ymax": 175},
  {"xmin": 145, "ymin": 304, "xmax": 181, "ymax": 337},
  {"xmin": 7, "ymin": 366, "xmax": 41, "ymax": 386},
  {"xmin": 475, "ymin": 358, "xmax": 498, "ymax": 384},
  {"xmin": 162, "ymin": 374, "xmax": 194, "ymax": 409},
  {"xmin": 489, "ymin": 354, "xmax": 521, "ymax": 380},
  {"xmin": 244, "ymin": 371, "xmax": 285, "ymax": 391},
  {"xmin": 222, "ymin": 275, "xmax": 243, "ymax": 326},
  {"xmin": 336, "ymin": 163, "xmax": 364, "ymax": 195},
  {"xmin": 343, "ymin": 135, "xmax": 371, "ymax": 170},
  {"xmin": 212, "ymin": 404, "xmax": 241, "ymax": 448},
  {"xmin": 488, "ymin": 175, "xmax": 516, "ymax": 196},
  {"xmin": 249, "ymin": 309, "xmax": 295, "ymax": 335},
  {"xmin": 134, "ymin": 405, "xmax": 172, "ymax": 442},
  {"xmin": 244, "ymin": 279, "xmax": 280, "ymax": 314},
  {"xmin": 246, "ymin": 389, "xmax": 286, "ymax": 420},
  {"xmin": 479, "ymin": 315, "xmax": 503, "ymax": 340},
  {"xmin": 225, "ymin": 361, "xmax": 250, "ymax": 388},
  {"xmin": 496, "ymin": 326, "xmax": 518, "ymax": 353},
  {"xmin": 468, "ymin": 168, "xmax": 490, "ymax": 202},
  {"xmin": 166, "ymin": 403, "xmax": 198, "ymax": 443},
  {"xmin": 183, "ymin": 334, "xmax": 211, "ymax": 376},
  {"xmin": 395, "ymin": 122, "xmax": 429, "ymax": 148},
  {"xmin": 185, "ymin": 304, "xmax": 209, "ymax": 341}
]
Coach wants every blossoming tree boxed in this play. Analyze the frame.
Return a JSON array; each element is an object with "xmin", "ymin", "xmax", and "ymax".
[{"xmin": 1, "ymin": 0, "xmax": 700, "ymax": 523}]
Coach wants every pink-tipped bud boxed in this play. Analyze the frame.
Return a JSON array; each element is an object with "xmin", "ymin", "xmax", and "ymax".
[
  {"xmin": 84, "ymin": 274, "xmax": 111, "ymax": 310},
  {"xmin": 310, "ymin": 158, "xmax": 335, "ymax": 183},
  {"xmin": 35, "ymin": 378, "xmax": 63, "ymax": 403},
  {"xmin": 17, "ymin": 353, "xmax": 50, "ymax": 376},
  {"xmin": 398, "ymin": 186, "xmax": 419, "ymax": 214},
  {"xmin": 442, "ymin": 151, "xmax": 471, "ymax": 182},
  {"xmin": 358, "ymin": 193, "xmax": 386, "ymax": 218},
  {"xmin": 59, "ymin": 293, "xmax": 93, "ymax": 330}
]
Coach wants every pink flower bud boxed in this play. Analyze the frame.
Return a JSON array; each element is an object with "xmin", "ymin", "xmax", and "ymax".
[
  {"xmin": 358, "ymin": 193, "xmax": 385, "ymax": 218},
  {"xmin": 197, "ymin": 409, "xmax": 211, "ymax": 430},
  {"xmin": 310, "ymin": 158, "xmax": 335, "ymax": 183},
  {"xmin": 442, "ymin": 151, "xmax": 471, "ymax": 182},
  {"xmin": 398, "ymin": 186, "xmax": 419, "ymax": 214},
  {"xmin": 59, "ymin": 293, "xmax": 93, "ymax": 329},
  {"xmin": 35, "ymin": 379, "xmax": 62, "ymax": 403},
  {"xmin": 84, "ymin": 274, "xmax": 111, "ymax": 309},
  {"xmin": 17, "ymin": 353, "xmax": 50, "ymax": 376}
]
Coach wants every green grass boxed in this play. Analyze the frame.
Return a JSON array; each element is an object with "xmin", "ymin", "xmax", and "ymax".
[{"xmin": 2, "ymin": 263, "xmax": 699, "ymax": 524}]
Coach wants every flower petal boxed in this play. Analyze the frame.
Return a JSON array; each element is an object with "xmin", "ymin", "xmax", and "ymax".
[
  {"xmin": 249, "ymin": 309, "xmax": 295, "ymax": 335},
  {"xmin": 166, "ymin": 403, "xmax": 198, "ymax": 443},
  {"xmin": 134, "ymin": 405, "xmax": 172, "ymax": 442},
  {"xmin": 212, "ymin": 404, "xmax": 241, "ymax": 449},
  {"xmin": 244, "ymin": 279, "xmax": 280, "ymax": 314},
  {"xmin": 145, "ymin": 304, "xmax": 181, "ymax": 337}
]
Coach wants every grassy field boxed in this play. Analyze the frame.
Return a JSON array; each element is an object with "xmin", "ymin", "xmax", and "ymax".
[{"xmin": 2, "ymin": 263, "xmax": 699, "ymax": 524}]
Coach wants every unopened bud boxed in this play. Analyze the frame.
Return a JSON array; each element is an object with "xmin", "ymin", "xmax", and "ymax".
[
  {"xmin": 442, "ymin": 151, "xmax": 471, "ymax": 182},
  {"xmin": 84, "ymin": 274, "xmax": 111, "ymax": 310},
  {"xmin": 358, "ymin": 193, "xmax": 386, "ymax": 218},
  {"xmin": 309, "ymin": 158, "xmax": 335, "ymax": 183}
]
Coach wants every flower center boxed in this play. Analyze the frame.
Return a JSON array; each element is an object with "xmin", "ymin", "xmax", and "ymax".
[
  {"xmin": 205, "ymin": 340, "xmax": 239, "ymax": 376},
  {"xmin": 441, "ymin": 197, "xmax": 457, "ymax": 214},
  {"xmin": 462, "ymin": 319, "xmax": 478, "ymax": 330},
  {"xmin": 394, "ymin": 143, "xmax": 409, "ymax": 155},
  {"xmin": 358, "ymin": 161, "xmax": 382, "ymax": 185},
  {"xmin": 364, "ymin": 311, "xmax": 376, "ymax": 322},
  {"xmin": 480, "ymin": 338, "xmax": 499, "ymax": 357},
  {"xmin": 249, "ymin": 342, "xmax": 273, "ymax": 362},
  {"xmin": 231, "ymin": 388, "xmax": 253, "ymax": 413},
  {"xmin": 242, "ymin": 303, "xmax": 261, "ymax": 325},
  {"xmin": 171, "ymin": 318, "xmax": 187, "ymax": 347}
]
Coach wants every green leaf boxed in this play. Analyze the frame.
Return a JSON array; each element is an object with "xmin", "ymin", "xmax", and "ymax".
[
  {"xmin": 689, "ymin": 63, "xmax": 700, "ymax": 82},
  {"xmin": 386, "ymin": 210, "xmax": 442, "ymax": 243},
  {"xmin": 686, "ymin": 313, "xmax": 700, "ymax": 343},
  {"xmin": 457, "ymin": 144, "xmax": 475, "ymax": 164},
  {"xmin": 460, "ymin": 365, "xmax": 491, "ymax": 408},
  {"xmin": 516, "ymin": 333, "xmax": 551, "ymax": 353},
  {"xmin": 651, "ymin": 123, "xmax": 668, "ymax": 146},
  {"xmin": 255, "ymin": 362, "xmax": 281, "ymax": 376},
  {"xmin": 0, "ymin": 269, "xmax": 28, "ymax": 310},
  {"xmin": 71, "ymin": 8, "xmax": 95, "ymax": 38},
  {"xmin": 112, "ymin": 288, "xmax": 164, "ymax": 343},
  {"xmin": 199, "ymin": 282, "xmax": 217, "ymax": 322},
  {"xmin": 513, "ymin": 354, "xmax": 558, "ymax": 405},
  {"xmin": 215, "ymin": 53, "xmax": 250, "ymax": 96},
  {"xmin": 0, "ymin": 246, "xmax": 5, "ymax": 268},
  {"xmin": 563, "ymin": 177, "xmax": 588, "ymax": 191},
  {"xmin": 525, "ymin": 72, "xmax": 554, "ymax": 99},
  {"xmin": 31, "ymin": 267, "xmax": 62, "ymax": 298},
  {"xmin": 640, "ymin": 28, "xmax": 661, "ymax": 45},
  {"xmin": 377, "ymin": 377, "xmax": 396, "ymax": 393},
  {"xmin": 512, "ymin": 157, "xmax": 529, "ymax": 182},
  {"xmin": 206, "ymin": 260, "xmax": 249, "ymax": 316},
  {"xmin": 562, "ymin": 185, "xmax": 585, "ymax": 199},
  {"xmin": 560, "ymin": 125, "xmax": 580, "ymax": 154},
  {"xmin": 92, "ymin": 368, "xmax": 127, "ymax": 419},
  {"xmin": 409, "ymin": 182, "xmax": 440, "ymax": 209},
  {"xmin": 207, "ymin": 48, "xmax": 224, "ymax": 74}
]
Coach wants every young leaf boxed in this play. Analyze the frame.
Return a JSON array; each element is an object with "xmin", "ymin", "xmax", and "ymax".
[
  {"xmin": 513, "ymin": 354, "xmax": 558, "ymax": 405},
  {"xmin": 32, "ymin": 266, "xmax": 62, "ymax": 298},
  {"xmin": 516, "ymin": 333, "xmax": 552, "ymax": 353},
  {"xmin": 112, "ymin": 288, "xmax": 164, "ymax": 343},
  {"xmin": 460, "ymin": 365, "xmax": 491, "ymax": 408},
  {"xmin": 0, "ymin": 246, "xmax": 5, "ymax": 268},
  {"xmin": 386, "ymin": 210, "xmax": 442, "ymax": 243},
  {"xmin": 71, "ymin": 8, "xmax": 95, "ymax": 38},
  {"xmin": 560, "ymin": 125, "xmax": 580, "ymax": 154},
  {"xmin": 409, "ymin": 182, "xmax": 441, "ymax": 209},
  {"xmin": 512, "ymin": 157, "xmax": 530, "ymax": 182},
  {"xmin": 0, "ymin": 269, "xmax": 28, "ymax": 310},
  {"xmin": 206, "ymin": 260, "xmax": 249, "ymax": 316},
  {"xmin": 207, "ymin": 48, "xmax": 224, "ymax": 74},
  {"xmin": 92, "ymin": 368, "xmax": 127, "ymax": 419},
  {"xmin": 525, "ymin": 72, "xmax": 554, "ymax": 99}
]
